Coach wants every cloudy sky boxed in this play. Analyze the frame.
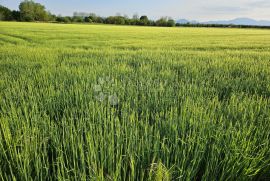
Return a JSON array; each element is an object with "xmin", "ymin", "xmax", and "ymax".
[{"xmin": 1, "ymin": 0, "xmax": 270, "ymax": 21}]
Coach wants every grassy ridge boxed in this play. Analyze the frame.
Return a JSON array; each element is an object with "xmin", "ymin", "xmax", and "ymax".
[{"xmin": 0, "ymin": 22, "xmax": 270, "ymax": 180}]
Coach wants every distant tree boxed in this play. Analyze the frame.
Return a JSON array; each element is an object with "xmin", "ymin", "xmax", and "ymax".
[
  {"xmin": 64, "ymin": 16, "xmax": 72, "ymax": 23},
  {"xmin": 0, "ymin": 1, "xmax": 194, "ymax": 28},
  {"xmin": 105, "ymin": 16, "xmax": 125, "ymax": 25},
  {"xmin": 139, "ymin": 15, "xmax": 149, "ymax": 25},
  {"xmin": 125, "ymin": 18, "xmax": 131, "ymax": 25},
  {"xmin": 140, "ymin": 15, "xmax": 148, "ymax": 21},
  {"xmin": 19, "ymin": 1, "xmax": 35, "ymax": 21},
  {"xmin": 88, "ymin": 13, "xmax": 97, "ymax": 22},
  {"xmin": 95, "ymin": 16, "xmax": 104, "ymax": 23},
  {"xmin": 167, "ymin": 19, "xmax": 175, "ymax": 27},
  {"xmin": 19, "ymin": 0, "xmax": 49, "ymax": 21},
  {"xmin": 84, "ymin": 16, "xmax": 91, "ymax": 23},
  {"xmin": 118, "ymin": 16, "xmax": 126, "ymax": 25},
  {"xmin": 149, "ymin": 20, "xmax": 156, "ymax": 26},
  {"xmin": 72, "ymin": 16, "xmax": 84, "ymax": 23},
  {"xmin": 56, "ymin": 16, "xmax": 72, "ymax": 23},
  {"xmin": 156, "ymin": 16, "xmax": 175, "ymax": 27},
  {"xmin": 47, "ymin": 12, "xmax": 56, "ymax": 22},
  {"xmin": 11, "ymin": 10, "xmax": 21, "ymax": 21},
  {"xmin": 124, "ymin": 14, "xmax": 130, "ymax": 24},
  {"xmin": 156, "ymin": 17, "xmax": 169, "ymax": 27},
  {"xmin": 84, "ymin": 14, "xmax": 104, "ymax": 24},
  {"xmin": 0, "ymin": 5, "xmax": 13, "ymax": 21},
  {"xmin": 130, "ymin": 14, "xmax": 140, "ymax": 25},
  {"xmin": 56, "ymin": 16, "xmax": 63, "ymax": 22}
]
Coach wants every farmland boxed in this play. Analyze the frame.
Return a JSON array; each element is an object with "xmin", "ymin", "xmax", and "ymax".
[{"xmin": 0, "ymin": 22, "xmax": 270, "ymax": 180}]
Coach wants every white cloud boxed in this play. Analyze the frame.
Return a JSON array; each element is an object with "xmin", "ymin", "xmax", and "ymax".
[{"xmin": 164, "ymin": 0, "xmax": 270, "ymax": 21}]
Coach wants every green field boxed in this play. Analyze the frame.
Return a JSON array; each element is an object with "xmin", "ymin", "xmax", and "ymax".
[{"xmin": 0, "ymin": 22, "xmax": 270, "ymax": 180}]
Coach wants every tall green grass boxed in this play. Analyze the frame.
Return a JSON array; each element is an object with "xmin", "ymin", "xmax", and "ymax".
[{"xmin": 0, "ymin": 22, "xmax": 270, "ymax": 180}]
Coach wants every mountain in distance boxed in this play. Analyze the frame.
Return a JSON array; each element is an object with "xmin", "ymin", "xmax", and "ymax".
[
  {"xmin": 176, "ymin": 19, "xmax": 189, "ymax": 24},
  {"xmin": 177, "ymin": 18, "xmax": 270, "ymax": 26},
  {"xmin": 176, "ymin": 19, "xmax": 199, "ymax": 24},
  {"xmin": 203, "ymin": 18, "xmax": 270, "ymax": 26}
]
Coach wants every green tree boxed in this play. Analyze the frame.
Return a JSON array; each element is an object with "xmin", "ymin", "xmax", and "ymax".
[
  {"xmin": 95, "ymin": 16, "xmax": 104, "ymax": 23},
  {"xmin": 56, "ymin": 16, "xmax": 72, "ymax": 23},
  {"xmin": 11, "ymin": 10, "xmax": 21, "ymax": 21},
  {"xmin": 47, "ymin": 12, "xmax": 56, "ymax": 22},
  {"xmin": 0, "ymin": 5, "xmax": 13, "ymax": 21},
  {"xmin": 72, "ymin": 16, "xmax": 84, "ymax": 23},
  {"xmin": 167, "ymin": 19, "xmax": 176, "ymax": 27},
  {"xmin": 156, "ymin": 17, "xmax": 168, "ymax": 27},
  {"xmin": 19, "ymin": 0, "xmax": 48, "ymax": 21},
  {"xmin": 88, "ymin": 13, "xmax": 97, "ymax": 22},
  {"xmin": 105, "ymin": 16, "xmax": 125, "ymax": 25},
  {"xmin": 139, "ymin": 15, "xmax": 149, "ymax": 25},
  {"xmin": 84, "ymin": 16, "xmax": 92, "ymax": 23},
  {"xmin": 140, "ymin": 15, "xmax": 148, "ymax": 21}
]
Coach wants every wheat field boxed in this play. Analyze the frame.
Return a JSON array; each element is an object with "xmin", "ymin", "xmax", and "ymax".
[{"xmin": 0, "ymin": 22, "xmax": 270, "ymax": 180}]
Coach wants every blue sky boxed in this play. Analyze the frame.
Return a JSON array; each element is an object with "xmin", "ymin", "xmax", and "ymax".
[{"xmin": 1, "ymin": 0, "xmax": 270, "ymax": 21}]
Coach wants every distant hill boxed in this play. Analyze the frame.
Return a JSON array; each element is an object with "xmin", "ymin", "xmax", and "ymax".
[
  {"xmin": 176, "ymin": 19, "xmax": 190, "ymax": 24},
  {"xmin": 176, "ymin": 19, "xmax": 198, "ymax": 24},
  {"xmin": 177, "ymin": 18, "xmax": 270, "ymax": 26},
  {"xmin": 202, "ymin": 18, "xmax": 270, "ymax": 26}
]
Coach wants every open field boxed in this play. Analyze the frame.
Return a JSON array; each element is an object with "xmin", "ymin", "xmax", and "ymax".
[{"xmin": 0, "ymin": 22, "xmax": 270, "ymax": 180}]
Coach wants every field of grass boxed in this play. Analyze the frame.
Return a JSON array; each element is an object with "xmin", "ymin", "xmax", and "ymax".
[{"xmin": 0, "ymin": 22, "xmax": 270, "ymax": 180}]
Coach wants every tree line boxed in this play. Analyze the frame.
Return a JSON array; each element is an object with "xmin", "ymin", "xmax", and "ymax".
[
  {"xmin": 177, "ymin": 23, "xmax": 270, "ymax": 29},
  {"xmin": 1, "ymin": 0, "xmax": 269, "ymax": 29},
  {"xmin": 0, "ymin": 0, "xmax": 176, "ymax": 27},
  {"xmin": 0, "ymin": 1, "xmax": 53, "ymax": 22}
]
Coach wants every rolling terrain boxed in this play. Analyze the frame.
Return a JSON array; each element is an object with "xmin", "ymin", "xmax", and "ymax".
[{"xmin": 0, "ymin": 22, "xmax": 270, "ymax": 180}]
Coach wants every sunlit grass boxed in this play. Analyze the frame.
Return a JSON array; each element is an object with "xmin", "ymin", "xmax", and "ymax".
[{"xmin": 0, "ymin": 22, "xmax": 270, "ymax": 180}]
